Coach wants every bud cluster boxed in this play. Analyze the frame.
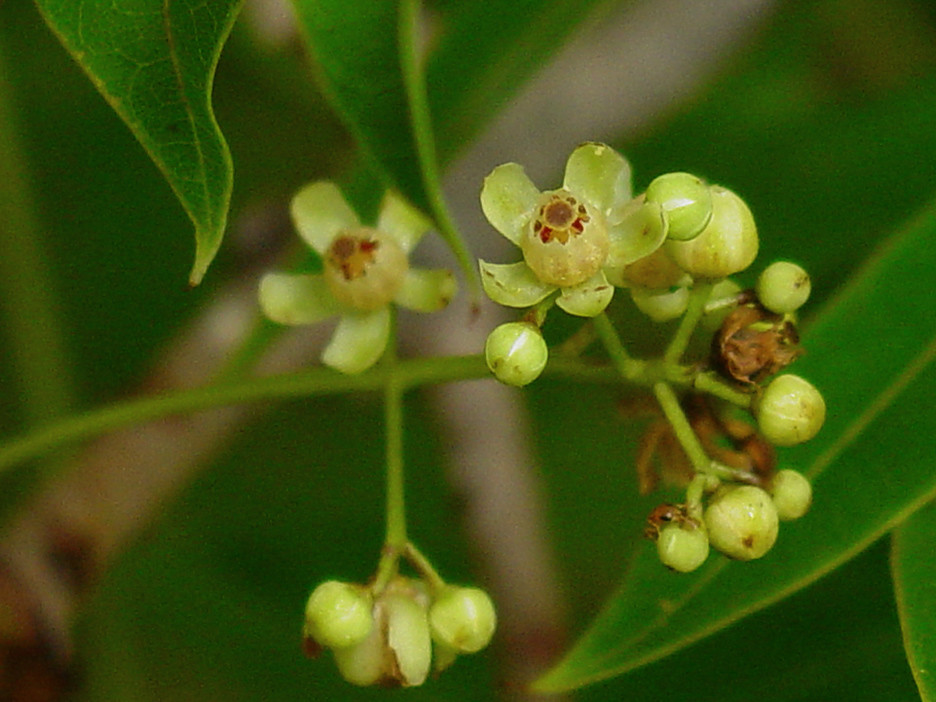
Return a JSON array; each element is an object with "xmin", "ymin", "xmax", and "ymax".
[{"xmin": 302, "ymin": 576, "xmax": 496, "ymax": 687}]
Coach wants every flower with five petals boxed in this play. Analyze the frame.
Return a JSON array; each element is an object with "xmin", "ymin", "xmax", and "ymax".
[
  {"xmin": 259, "ymin": 182, "xmax": 456, "ymax": 374},
  {"xmin": 478, "ymin": 143, "xmax": 666, "ymax": 317}
]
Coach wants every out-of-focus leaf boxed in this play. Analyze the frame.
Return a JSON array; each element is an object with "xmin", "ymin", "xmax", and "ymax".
[
  {"xmin": 535, "ymin": 200, "xmax": 936, "ymax": 691},
  {"xmin": 290, "ymin": 0, "xmax": 426, "ymax": 209},
  {"xmin": 34, "ymin": 0, "xmax": 245, "ymax": 284},
  {"xmin": 892, "ymin": 499, "xmax": 936, "ymax": 701}
]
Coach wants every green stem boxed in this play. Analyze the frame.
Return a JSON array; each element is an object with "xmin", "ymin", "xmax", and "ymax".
[
  {"xmin": 663, "ymin": 281, "xmax": 714, "ymax": 366},
  {"xmin": 0, "ymin": 44, "xmax": 75, "ymax": 426},
  {"xmin": 398, "ymin": 0, "xmax": 478, "ymax": 298},
  {"xmin": 593, "ymin": 313, "xmax": 644, "ymax": 381},
  {"xmin": 0, "ymin": 348, "xmax": 743, "ymax": 481},
  {"xmin": 684, "ymin": 473, "xmax": 713, "ymax": 521},
  {"xmin": 383, "ymin": 322, "xmax": 407, "ymax": 552},
  {"xmin": 404, "ymin": 542, "xmax": 446, "ymax": 594},
  {"xmin": 373, "ymin": 311, "xmax": 408, "ymax": 593},
  {"xmin": 652, "ymin": 381, "xmax": 710, "ymax": 472},
  {"xmin": 693, "ymin": 372, "xmax": 753, "ymax": 409}
]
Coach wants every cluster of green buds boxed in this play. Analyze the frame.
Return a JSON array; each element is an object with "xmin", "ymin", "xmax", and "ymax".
[
  {"xmin": 302, "ymin": 574, "xmax": 496, "ymax": 687},
  {"xmin": 477, "ymin": 143, "xmax": 825, "ymax": 571},
  {"xmin": 647, "ymin": 467, "xmax": 814, "ymax": 571}
]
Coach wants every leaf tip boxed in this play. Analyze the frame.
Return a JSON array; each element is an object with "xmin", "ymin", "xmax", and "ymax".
[{"xmin": 188, "ymin": 228, "xmax": 224, "ymax": 287}]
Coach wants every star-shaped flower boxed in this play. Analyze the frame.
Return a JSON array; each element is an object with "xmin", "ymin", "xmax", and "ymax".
[
  {"xmin": 478, "ymin": 142, "xmax": 667, "ymax": 317},
  {"xmin": 259, "ymin": 182, "xmax": 456, "ymax": 374}
]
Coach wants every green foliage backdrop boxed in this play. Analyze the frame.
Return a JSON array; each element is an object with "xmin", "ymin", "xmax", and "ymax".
[{"xmin": 2, "ymin": 0, "xmax": 936, "ymax": 700}]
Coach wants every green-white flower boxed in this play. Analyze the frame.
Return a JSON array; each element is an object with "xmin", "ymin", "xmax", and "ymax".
[
  {"xmin": 259, "ymin": 182, "xmax": 456, "ymax": 374},
  {"xmin": 479, "ymin": 143, "xmax": 660, "ymax": 317}
]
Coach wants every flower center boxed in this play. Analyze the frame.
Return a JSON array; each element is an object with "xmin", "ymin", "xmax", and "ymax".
[
  {"xmin": 328, "ymin": 234, "xmax": 380, "ymax": 281},
  {"xmin": 532, "ymin": 192, "xmax": 590, "ymax": 245},
  {"xmin": 323, "ymin": 228, "xmax": 409, "ymax": 311}
]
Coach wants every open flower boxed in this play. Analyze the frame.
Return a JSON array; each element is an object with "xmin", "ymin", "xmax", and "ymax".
[
  {"xmin": 259, "ymin": 182, "xmax": 456, "ymax": 374},
  {"xmin": 478, "ymin": 143, "xmax": 665, "ymax": 317}
]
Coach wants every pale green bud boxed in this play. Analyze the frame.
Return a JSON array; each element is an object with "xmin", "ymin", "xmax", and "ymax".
[
  {"xmin": 485, "ymin": 322, "xmax": 548, "ymax": 387},
  {"xmin": 699, "ymin": 278, "xmax": 743, "ymax": 332},
  {"xmin": 645, "ymin": 172, "xmax": 713, "ymax": 241},
  {"xmin": 610, "ymin": 245, "xmax": 687, "ymax": 289},
  {"xmin": 332, "ymin": 614, "xmax": 384, "ymax": 686},
  {"xmin": 384, "ymin": 592, "xmax": 432, "ymax": 687},
  {"xmin": 756, "ymin": 261, "xmax": 811, "ymax": 314},
  {"xmin": 756, "ymin": 374, "xmax": 826, "ymax": 447},
  {"xmin": 303, "ymin": 580, "xmax": 373, "ymax": 650},
  {"xmin": 769, "ymin": 469, "xmax": 813, "ymax": 521},
  {"xmin": 630, "ymin": 286, "xmax": 690, "ymax": 322},
  {"xmin": 656, "ymin": 523, "xmax": 710, "ymax": 573},
  {"xmin": 705, "ymin": 485, "xmax": 779, "ymax": 560},
  {"xmin": 429, "ymin": 586, "xmax": 497, "ymax": 654},
  {"xmin": 332, "ymin": 581, "xmax": 432, "ymax": 687},
  {"xmin": 665, "ymin": 186, "xmax": 758, "ymax": 279}
]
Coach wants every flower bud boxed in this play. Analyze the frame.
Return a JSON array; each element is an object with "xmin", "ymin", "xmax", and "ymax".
[
  {"xmin": 756, "ymin": 261, "xmax": 811, "ymax": 314},
  {"xmin": 769, "ymin": 469, "xmax": 813, "ymax": 521},
  {"xmin": 303, "ymin": 581, "xmax": 373, "ymax": 650},
  {"xmin": 665, "ymin": 186, "xmax": 758, "ymax": 279},
  {"xmin": 630, "ymin": 286, "xmax": 690, "ymax": 322},
  {"xmin": 755, "ymin": 374, "xmax": 826, "ymax": 446},
  {"xmin": 429, "ymin": 587, "xmax": 497, "ymax": 654},
  {"xmin": 609, "ymin": 245, "xmax": 687, "ymax": 289},
  {"xmin": 645, "ymin": 172, "xmax": 713, "ymax": 242},
  {"xmin": 656, "ymin": 523, "xmax": 710, "ymax": 573},
  {"xmin": 485, "ymin": 322, "xmax": 548, "ymax": 387},
  {"xmin": 332, "ymin": 580, "xmax": 432, "ymax": 687},
  {"xmin": 699, "ymin": 278, "xmax": 743, "ymax": 333},
  {"xmin": 704, "ymin": 485, "xmax": 779, "ymax": 560}
]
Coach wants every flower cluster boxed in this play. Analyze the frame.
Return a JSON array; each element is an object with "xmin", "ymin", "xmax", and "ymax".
[
  {"xmin": 479, "ymin": 143, "xmax": 762, "ymax": 386},
  {"xmin": 302, "ymin": 576, "xmax": 496, "ymax": 687},
  {"xmin": 259, "ymin": 181, "xmax": 456, "ymax": 374},
  {"xmin": 261, "ymin": 140, "xmax": 826, "ymax": 693},
  {"xmin": 476, "ymin": 142, "xmax": 824, "ymax": 571}
]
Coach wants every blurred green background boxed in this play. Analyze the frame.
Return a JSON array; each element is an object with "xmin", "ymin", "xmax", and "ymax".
[{"xmin": 2, "ymin": 0, "xmax": 936, "ymax": 699}]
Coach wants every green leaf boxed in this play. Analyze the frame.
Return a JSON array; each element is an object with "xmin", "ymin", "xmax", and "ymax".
[
  {"xmin": 290, "ymin": 0, "xmax": 422, "ymax": 205},
  {"xmin": 892, "ymin": 499, "xmax": 936, "ymax": 701},
  {"xmin": 33, "ymin": 0, "xmax": 244, "ymax": 285},
  {"xmin": 535, "ymin": 200, "xmax": 936, "ymax": 692}
]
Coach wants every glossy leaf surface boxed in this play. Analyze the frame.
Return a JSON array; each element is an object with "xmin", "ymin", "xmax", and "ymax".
[
  {"xmin": 892, "ymin": 499, "xmax": 936, "ymax": 701},
  {"xmin": 537, "ymin": 201, "xmax": 936, "ymax": 691},
  {"xmin": 34, "ymin": 0, "xmax": 244, "ymax": 284}
]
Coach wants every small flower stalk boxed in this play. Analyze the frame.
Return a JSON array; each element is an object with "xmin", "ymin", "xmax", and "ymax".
[{"xmin": 259, "ymin": 181, "xmax": 456, "ymax": 374}]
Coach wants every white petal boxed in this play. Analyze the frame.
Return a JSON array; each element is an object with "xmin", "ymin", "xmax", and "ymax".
[
  {"xmin": 479, "ymin": 260, "xmax": 555, "ymax": 308},
  {"xmin": 258, "ymin": 272, "xmax": 340, "ymax": 325},
  {"xmin": 290, "ymin": 181, "xmax": 359, "ymax": 255},
  {"xmin": 556, "ymin": 270, "xmax": 614, "ymax": 317},
  {"xmin": 394, "ymin": 268, "xmax": 457, "ymax": 312},
  {"xmin": 605, "ymin": 198, "xmax": 668, "ymax": 270},
  {"xmin": 563, "ymin": 142, "xmax": 632, "ymax": 214},
  {"xmin": 377, "ymin": 191, "xmax": 432, "ymax": 254},
  {"xmin": 480, "ymin": 163, "xmax": 540, "ymax": 246},
  {"xmin": 322, "ymin": 307, "xmax": 391, "ymax": 374}
]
